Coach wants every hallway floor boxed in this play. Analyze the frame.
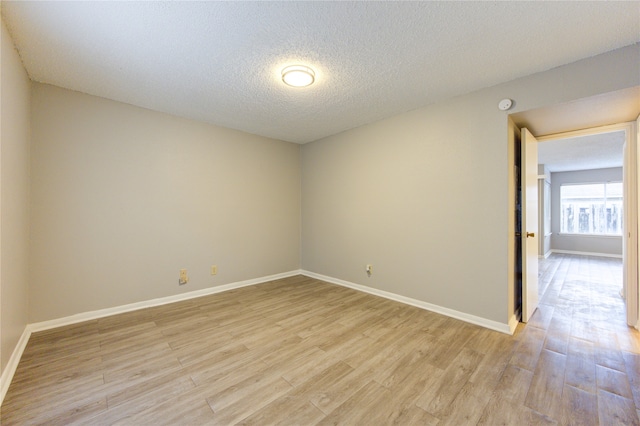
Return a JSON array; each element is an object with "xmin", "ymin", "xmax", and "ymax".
[{"xmin": 524, "ymin": 253, "xmax": 639, "ymax": 424}]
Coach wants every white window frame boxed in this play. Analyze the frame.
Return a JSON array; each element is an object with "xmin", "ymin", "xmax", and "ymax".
[{"xmin": 559, "ymin": 181, "xmax": 623, "ymax": 236}]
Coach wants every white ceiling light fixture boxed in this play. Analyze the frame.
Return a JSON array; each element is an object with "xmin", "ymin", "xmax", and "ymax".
[{"xmin": 281, "ymin": 65, "xmax": 315, "ymax": 87}]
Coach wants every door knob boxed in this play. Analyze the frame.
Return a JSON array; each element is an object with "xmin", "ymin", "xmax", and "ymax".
[{"xmin": 526, "ymin": 232, "xmax": 535, "ymax": 238}]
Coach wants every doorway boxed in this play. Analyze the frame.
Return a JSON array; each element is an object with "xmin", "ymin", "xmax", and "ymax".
[
  {"xmin": 536, "ymin": 127, "xmax": 627, "ymax": 325},
  {"xmin": 535, "ymin": 123, "xmax": 637, "ymax": 328},
  {"xmin": 509, "ymin": 86, "xmax": 640, "ymax": 330},
  {"xmin": 513, "ymin": 122, "xmax": 638, "ymax": 328}
]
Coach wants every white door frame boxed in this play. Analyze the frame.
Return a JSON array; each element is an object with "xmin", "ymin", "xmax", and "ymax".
[{"xmin": 537, "ymin": 122, "xmax": 639, "ymax": 328}]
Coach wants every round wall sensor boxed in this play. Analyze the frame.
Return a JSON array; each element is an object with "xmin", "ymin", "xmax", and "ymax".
[{"xmin": 498, "ymin": 98, "xmax": 513, "ymax": 111}]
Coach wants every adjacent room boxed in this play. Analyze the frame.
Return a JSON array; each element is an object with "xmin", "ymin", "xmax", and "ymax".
[
  {"xmin": 1, "ymin": 2, "xmax": 639, "ymax": 424},
  {"xmin": 538, "ymin": 130, "xmax": 625, "ymax": 296}
]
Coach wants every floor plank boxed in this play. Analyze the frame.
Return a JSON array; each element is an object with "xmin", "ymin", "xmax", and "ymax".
[
  {"xmin": 560, "ymin": 385, "xmax": 598, "ymax": 426},
  {"xmin": 597, "ymin": 389, "xmax": 639, "ymax": 426},
  {"xmin": 564, "ymin": 336, "xmax": 597, "ymax": 393},
  {"xmin": 525, "ymin": 349, "xmax": 567, "ymax": 419}
]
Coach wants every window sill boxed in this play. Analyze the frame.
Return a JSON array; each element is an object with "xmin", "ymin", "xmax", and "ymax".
[{"xmin": 558, "ymin": 233, "xmax": 622, "ymax": 239}]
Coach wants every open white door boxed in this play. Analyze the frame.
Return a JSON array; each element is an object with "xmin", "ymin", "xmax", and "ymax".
[{"xmin": 522, "ymin": 128, "xmax": 539, "ymax": 322}]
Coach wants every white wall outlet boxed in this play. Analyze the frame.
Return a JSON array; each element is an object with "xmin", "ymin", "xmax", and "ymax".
[
  {"xmin": 179, "ymin": 268, "xmax": 188, "ymax": 285},
  {"xmin": 211, "ymin": 265, "xmax": 218, "ymax": 275},
  {"xmin": 366, "ymin": 264, "xmax": 373, "ymax": 276}
]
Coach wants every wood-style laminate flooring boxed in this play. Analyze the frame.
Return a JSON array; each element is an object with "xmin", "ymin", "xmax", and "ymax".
[{"xmin": 2, "ymin": 254, "xmax": 639, "ymax": 425}]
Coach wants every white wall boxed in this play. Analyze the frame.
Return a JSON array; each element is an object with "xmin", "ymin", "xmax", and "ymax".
[
  {"xmin": 29, "ymin": 84, "xmax": 301, "ymax": 322},
  {"xmin": 302, "ymin": 44, "xmax": 640, "ymax": 327},
  {"xmin": 1, "ymin": 20, "xmax": 31, "ymax": 373},
  {"xmin": 550, "ymin": 167, "xmax": 623, "ymax": 256}
]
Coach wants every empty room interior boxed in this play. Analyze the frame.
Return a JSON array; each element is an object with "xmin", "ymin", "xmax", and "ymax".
[{"xmin": 1, "ymin": 2, "xmax": 640, "ymax": 425}]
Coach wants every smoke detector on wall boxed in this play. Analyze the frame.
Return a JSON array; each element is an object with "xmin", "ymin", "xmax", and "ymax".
[{"xmin": 498, "ymin": 98, "xmax": 513, "ymax": 111}]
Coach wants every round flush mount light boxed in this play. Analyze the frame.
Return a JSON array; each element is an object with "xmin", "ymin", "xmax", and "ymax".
[{"xmin": 281, "ymin": 65, "xmax": 315, "ymax": 87}]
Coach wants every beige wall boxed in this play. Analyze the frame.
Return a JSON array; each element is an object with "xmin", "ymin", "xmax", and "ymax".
[
  {"xmin": 301, "ymin": 44, "xmax": 640, "ymax": 326},
  {"xmin": 1, "ymin": 20, "xmax": 31, "ymax": 372},
  {"xmin": 29, "ymin": 84, "xmax": 301, "ymax": 322}
]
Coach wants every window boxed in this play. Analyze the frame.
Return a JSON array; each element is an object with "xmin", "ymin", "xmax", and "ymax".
[{"xmin": 560, "ymin": 182, "xmax": 623, "ymax": 235}]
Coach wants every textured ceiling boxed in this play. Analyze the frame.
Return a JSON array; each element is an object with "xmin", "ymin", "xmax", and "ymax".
[
  {"xmin": 2, "ymin": 1, "xmax": 639, "ymax": 143},
  {"xmin": 538, "ymin": 131, "xmax": 625, "ymax": 173}
]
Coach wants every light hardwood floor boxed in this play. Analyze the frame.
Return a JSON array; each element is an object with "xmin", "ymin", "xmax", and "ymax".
[{"xmin": 2, "ymin": 254, "xmax": 639, "ymax": 425}]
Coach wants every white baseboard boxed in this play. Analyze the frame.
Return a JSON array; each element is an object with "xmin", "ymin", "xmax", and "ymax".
[
  {"xmin": 3, "ymin": 270, "xmax": 302, "ymax": 405},
  {"xmin": 1, "ymin": 326, "xmax": 32, "ymax": 406},
  {"xmin": 30, "ymin": 270, "xmax": 303, "ymax": 333},
  {"xmin": 540, "ymin": 251, "xmax": 552, "ymax": 259},
  {"xmin": 550, "ymin": 249, "xmax": 622, "ymax": 259},
  {"xmin": 301, "ymin": 270, "xmax": 513, "ymax": 335}
]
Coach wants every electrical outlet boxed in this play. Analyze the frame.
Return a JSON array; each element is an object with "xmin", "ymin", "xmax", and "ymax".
[
  {"xmin": 179, "ymin": 268, "xmax": 188, "ymax": 285},
  {"xmin": 211, "ymin": 265, "xmax": 218, "ymax": 275},
  {"xmin": 366, "ymin": 264, "xmax": 373, "ymax": 276}
]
